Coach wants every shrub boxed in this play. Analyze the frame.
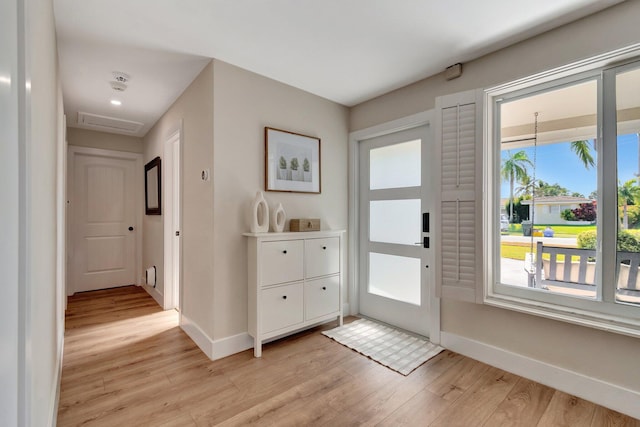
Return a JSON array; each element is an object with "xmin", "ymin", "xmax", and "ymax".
[
  {"xmin": 625, "ymin": 205, "xmax": 640, "ymax": 229},
  {"xmin": 561, "ymin": 209, "xmax": 577, "ymax": 221},
  {"xmin": 577, "ymin": 230, "xmax": 597, "ymax": 249},
  {"xmin": 617, "ymin": 230, "xmax": 640, "ymax": 252},
  {"xmin": 571, "ymin": 203, "xmax": 596, "ymax": 222},
  {"xmin": 577, "ymin": 229, "xmax": 640, "ymax": 252}
]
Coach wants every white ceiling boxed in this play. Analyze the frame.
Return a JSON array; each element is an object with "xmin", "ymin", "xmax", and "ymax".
[{"xmin": 54, "ymin": 0, "xmax": 623, "ymax": 137}]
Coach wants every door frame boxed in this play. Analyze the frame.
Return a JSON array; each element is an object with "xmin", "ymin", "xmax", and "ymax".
[
  {"xmin": 66, "ymin": 145, "xmax": 144, "ymax": 296},
  {"xmin": 348, "ymin": 110, "xmax": 441, "ymax": 343},
  {"xmin": 163, "ymin": 126, "xmax": 182, "ymax": 312}
]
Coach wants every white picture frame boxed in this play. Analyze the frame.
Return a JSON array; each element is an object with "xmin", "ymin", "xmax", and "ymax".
[{"xmin": 265, "ymin": 127, "xmax": 321, "ymax": 193}]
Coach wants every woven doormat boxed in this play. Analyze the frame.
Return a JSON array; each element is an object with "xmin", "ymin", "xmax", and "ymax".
[{"xmin": 322, "ymin": 318, "xmax": 444, "ymax": 376}]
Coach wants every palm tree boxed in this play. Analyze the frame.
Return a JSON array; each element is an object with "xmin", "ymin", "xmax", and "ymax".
[
  {"xmin": 618, "ymin": 179, "xmax": 640, "ymax": 229},
  {"xmin": 515, "ymin": 174, "xmax": 536, "ymax": 198},
  {"xmin": 501, "ymin": 150, "xmax": 533, "ymax": 223},
  {"xmin": 570, "ymin": 140, "xmax": 595, "ymax": 169}
]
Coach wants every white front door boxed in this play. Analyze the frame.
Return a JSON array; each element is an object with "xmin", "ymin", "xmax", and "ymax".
[
  {"xmin": 358, "ymin": 125, "xmax": 432, "ymax": 336},
  {"xmin": 70, "ymin": 150, "xmax": 138, "ymax": 293}
]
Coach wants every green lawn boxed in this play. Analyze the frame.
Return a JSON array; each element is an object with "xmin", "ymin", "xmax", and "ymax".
[
  {"xmin": 505, "ymin": 223, "xmax": 596, "ymax": 238},
  {"xmin": 501, "ymin": 243, "xmax": 567, "ymax": 261}
]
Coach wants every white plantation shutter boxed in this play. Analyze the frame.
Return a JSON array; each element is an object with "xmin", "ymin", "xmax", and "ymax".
[
  {"xmin": 441, "ymin": 103, "xmax": 477, "ymax": 197},
  {"xmin": 435, "ymin": 90, "xmax": 484, "ymax": 303}
]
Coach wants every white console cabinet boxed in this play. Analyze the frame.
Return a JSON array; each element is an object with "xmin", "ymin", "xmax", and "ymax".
[{"xmin": 244, "ymin": 230, "xmax": 344, "ymax": 357}]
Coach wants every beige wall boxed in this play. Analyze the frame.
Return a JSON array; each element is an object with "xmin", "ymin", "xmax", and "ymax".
[
  {"xmin": 143, "ymin": 61, "xmax": 215, "ymax": 336},
  {"xmin": 211, "ymin": 60, "xmax": 349, "ymax": 338},
  {"xmin": 141, "ymin": 59, "xmax": 348, "ymax": 342},
  {"xmin": 351, "ymin": 1, "xmax": 640, "ymax": 393},
  {"xmin": 67, "ymin": 127, "xmax": 143, "ymax": 153},
  {"xmin": 0, "ymin": 0, "xmax": 20, "ymax": 422},
  {"xmin": 27, "ymin": 0, "xmax": 65, "ymax": 424},
  {"xmin": 351, "ymin": 2, "xmax": 640, "ymax": 132}
]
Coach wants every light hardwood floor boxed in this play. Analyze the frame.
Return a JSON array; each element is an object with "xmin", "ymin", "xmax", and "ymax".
[{"xmin": 58, "ymin": 286, "xmax": 639, "ymax": 426}]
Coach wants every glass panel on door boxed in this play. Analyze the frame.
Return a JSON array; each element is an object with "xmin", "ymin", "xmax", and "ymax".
[
  {"xmin": 370, "ymin": 139, "xmax": 421, "ymax": 189},
  {"xmin": 369, "ymin": 252, "xmax": 421, "ymax": 305},
  {"xmin": 369, "ymin": 199, "xmax": 421, "ymax": 245}
]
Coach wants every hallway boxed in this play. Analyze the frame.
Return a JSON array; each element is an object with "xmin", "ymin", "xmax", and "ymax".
[{"xmin": 57, "ymin": 286, "xmax": 638, "ymax": 426}]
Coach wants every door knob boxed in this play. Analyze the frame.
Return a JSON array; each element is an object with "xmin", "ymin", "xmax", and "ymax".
[{"xmin": 128, "ymin": 226, "xmax": 134, "ymax": 231}]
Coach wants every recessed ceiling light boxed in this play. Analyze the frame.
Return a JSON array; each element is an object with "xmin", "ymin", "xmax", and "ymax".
[{"xmin": 110, "ymin": 99, "xmax": 122, "ymax": 106}]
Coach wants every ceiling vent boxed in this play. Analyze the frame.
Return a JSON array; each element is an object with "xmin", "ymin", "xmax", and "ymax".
[{"xmin": 78, "ymin": 112, "xmax": 143, "ymax": 134}]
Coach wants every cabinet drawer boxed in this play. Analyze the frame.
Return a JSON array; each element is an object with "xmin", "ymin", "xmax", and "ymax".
[
  {"xmin": 260, "ymin": 240, "xmax": 304, "ymax": 286},
  {"xmin": 305, "ymin": 237, "xmax": 339, "ymax": 278},
  {"xmin": 305, "ymin": 276, "xmax": 340, "ymax": 321},
  {"xmin": 261, "ymin": 283, "xmax": 304, "ymax": 333}
]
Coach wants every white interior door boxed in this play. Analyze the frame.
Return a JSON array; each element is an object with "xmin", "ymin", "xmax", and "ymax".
[
  {"xmin": 164, "ymin": 129, "xmax": 182, "ymax": 310},
  {"xmin": 359, "ymin": 125, "xmax": 432, "ymax": 336},
  {"xmin": 70, "ymin": 150, "xmax": 138, "ymax": 293}
]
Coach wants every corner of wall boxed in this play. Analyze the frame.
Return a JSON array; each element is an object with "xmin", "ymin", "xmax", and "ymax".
[{"xmin": 180, "ymin": 313, "xmax": 253, "ymax": 360}]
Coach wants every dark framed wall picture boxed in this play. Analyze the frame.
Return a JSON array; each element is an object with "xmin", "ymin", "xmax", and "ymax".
[
  {"xmin": 145, "ymin": 156, "xmax": 161, "ymax": 215},
  {"xmin": 265, "ymin": 127, "xmax": 321, "ymax": 193}
]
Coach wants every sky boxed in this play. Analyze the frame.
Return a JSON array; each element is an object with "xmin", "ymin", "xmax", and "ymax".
[{"xmin": 501, "ymin": 133, "xmax": 640, "ymax": 199}]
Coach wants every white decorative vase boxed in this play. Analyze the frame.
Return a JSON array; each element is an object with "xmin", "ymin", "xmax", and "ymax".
[
  {"xmin": 250, "ymin": 191, "xmax": 269, "ymax": 233},
  {"xmin": 270, "ymin": 203, "xmax": 286, "ymax": 232}
]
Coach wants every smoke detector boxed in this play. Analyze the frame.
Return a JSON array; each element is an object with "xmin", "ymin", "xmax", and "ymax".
[
  {"xmin": 112, "ymin": 71, "xmax": 130, "ymax": 83},
  {"xmin": 110, "ymin": 81, "xmax": 127, "ymax": 92}
]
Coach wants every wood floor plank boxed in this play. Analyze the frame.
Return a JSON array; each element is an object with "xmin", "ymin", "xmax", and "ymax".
[
  {"xmin": 57, "ymin": 286, "xmax": 639, "ymax": 426},
  {"xmin": 537, "ymin": 391, "xmax": 596, "ymax": 427},
  {"xmin": 375, "ymin": 389, "xmax": 450, "ymax": 426},
  {"xmin": 426, "ymin": 355, "xmax": 491, "ymax": 401},
  {"xmin": 482, "ymin": 377, "xmax": 555, "ymax": 427},
  {"xmin": 429, "ymin": 366, "xmax": 519, "ymax": 427},
  {"xmin": 591, "ymin": 406, "xmax": 640, "ymax": 427},
  {"xmin": 215, "ymin": 366, "xmax": 353, "ymax": 426}
]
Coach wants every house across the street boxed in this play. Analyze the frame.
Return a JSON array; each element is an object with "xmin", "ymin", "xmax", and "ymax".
[{"xmin": 521, "ymin": 196, "xmax": 594, "ymax": 224}]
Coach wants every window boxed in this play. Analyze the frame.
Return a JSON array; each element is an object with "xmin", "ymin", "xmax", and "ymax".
[{"xmin": 487, "ymin": 51, "xmax": 640, "ymax": 333}]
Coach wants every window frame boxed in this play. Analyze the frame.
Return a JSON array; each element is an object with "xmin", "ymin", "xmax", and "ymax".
[{"xmin": 484, "ymin": 45, "xmax": 640, "ymax": 337}]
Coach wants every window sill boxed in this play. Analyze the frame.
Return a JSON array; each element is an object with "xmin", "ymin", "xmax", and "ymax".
[{"xmin": 484, "ymin": 292, "xmax": 640, "ymax": 339}]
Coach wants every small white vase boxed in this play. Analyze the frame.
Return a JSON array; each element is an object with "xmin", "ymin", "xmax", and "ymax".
[
  {"xmin": 270, "ymin": 203, "xmax": 286, "ymax": 232},
  {"xmin": 250, "ymin": 191, "xmax": 269, "ymax": 233}
]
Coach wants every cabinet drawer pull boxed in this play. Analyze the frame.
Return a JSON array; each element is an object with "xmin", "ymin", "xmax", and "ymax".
[
  {"xmin": 322, "ymin": 286, "xmax": 327, "ymax": 290},
  {"xmin": 322, "ymin": 246, "xmax": 327, "ymax": 250},
  {"xmin": 282, "ymin": 295, "xmax": 287, "ymax": 300},
  {"xmin": 282, "ymin": 250, "xmax": 287, "ymax": 254}
]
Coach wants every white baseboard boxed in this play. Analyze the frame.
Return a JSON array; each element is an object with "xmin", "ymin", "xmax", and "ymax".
[
  {"xmin": 180, "ymin": 313, "xmax": 253, "ymax": 361},
  {"xmin": 441, "ymin": 332, "xmax": 640, "ymax": 420},
  {"xmin": 51, "ymin": 332, "xmax": 64, "ymax": 427},
  {"xmin": 142, "ymin": 284, "xmax": 163, "ymax": 308},
  {"xmin": 211, "ymin": 332, "xmax": 253, "ymax": 360},
  {"xmin": 180, "ymin": 313, "xmax": 214, "ymax": 358}
]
